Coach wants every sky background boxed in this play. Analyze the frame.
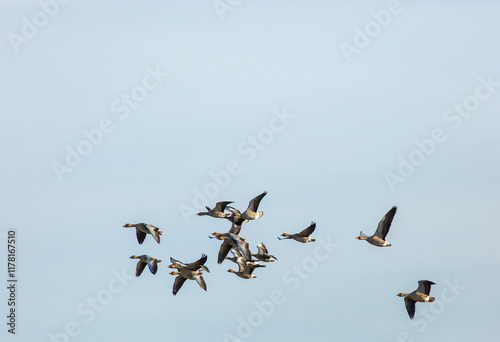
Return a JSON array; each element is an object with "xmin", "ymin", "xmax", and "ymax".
[{"xmin": 1, "ymin": 1, "xmax": 499, "ymax": 341}]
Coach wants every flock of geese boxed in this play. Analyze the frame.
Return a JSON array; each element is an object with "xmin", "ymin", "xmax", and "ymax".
[{"xmin": 123, "ymin": 191, "xmax": 435, "ymax": 320}]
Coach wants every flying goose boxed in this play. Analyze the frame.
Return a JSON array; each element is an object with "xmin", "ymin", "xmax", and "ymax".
[
  {"xmin": 225, "ymin": 246, "xmax": 261, "ymax": 266},
  {"xmin": 197, "ymin": 201, "xmax": 234, "ymax": 218},
  {"xmin": 123, "ymin": 223, "xmax": 162, "ymax": 244},
  {"xmin": 238, "ymin": 191, "xmax": 267, "ymax": 222},
  {"xmin": 227, "ymin": 258, "xmax": 265, "ymax": 279},
  {"xmin": 129, "ymin": 255, "xmax": 162, "ymax": 277},
  {"xmin": 356, "ymin": 206, "xmax": 397, "ymax": 247},
  {"xmin": 224, "ymin": 246, "xmax": 243, "ymax": 264},
  {"xmin": 168, "ymin": 254, "xmax": 209, "ymax": 295},
  {"xmin": 278, "ymin": 222, "xmax": 316, "ymax": 243},
  {"xmin": 397, "ymin": 280, "xmax": 436, "ymax": 319},
  {"xmin": 252, "ymin": 242, "xmax": 277, "ymax": 262},
  {"xmin": 169, "ymin": 254, "xmax": 210, "ymax": 273},
  {"xmin": 210, "ymin": 232, "xmax": 252, "ymax": 264},
  {"xmin": 225, "ymin": 206, "xmax": 245, "ymax": 235}
]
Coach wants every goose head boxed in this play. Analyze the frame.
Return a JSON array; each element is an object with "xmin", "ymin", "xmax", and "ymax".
[{"xmin": 211, "ymin": 232, "xmax": 227, "ymax": 240}]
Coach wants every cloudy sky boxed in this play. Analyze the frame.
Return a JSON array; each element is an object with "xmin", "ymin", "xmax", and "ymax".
[{"xmin": 1, "ymin": 1, "xmax": 499, "ymax": 341}]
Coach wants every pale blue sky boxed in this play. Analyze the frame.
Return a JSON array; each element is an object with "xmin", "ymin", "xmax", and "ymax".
[{"xmin": 1, "ymin": 1, "xmax": 499, "ymax": 341}]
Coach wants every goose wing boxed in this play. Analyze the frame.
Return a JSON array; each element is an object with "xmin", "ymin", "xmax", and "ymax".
[
  {"xmin": 256, "ymin": 242, "xmax": 269, "ymax": 254},
  {"xmin": 170, "ymin": 257, "xmax": 187, "ymax": 267},
  {"xmin": 147, "ymin": 257, "xmax": 159, "ymax": 275},
  {"xmin": 187, "ymin": 254, "xmax": 208, "ymax": 271},
  {"xmin": 374, "ymin": 206, "xmax": 397, "ymax": 239},
  {"xmin": 236, "ymin": 258, "xmax": 247, "ymax": 273},
  {"xmin": 146, "ymin": 224, "xmax": 161, "ymax": 244},
  {"xmin": 404, "ymin": 297, "xmax": 417, "ymax": 319},
  {"xmin": 135, "ymin": 260, "xmax": 147, "ymax": 277},
  {"xmin": 233, "ymin": 216, "xmax": 245, "ymax": 226},
  {"xmin": 214, "ymin": 201, "xmax": 234, "ymax": 212},
  {"xmin": 244, "ymin": 263, "xmax": 265, "ymax": 274},
  {"xmin": 194, "ymin": 274, "xmax": 207, "ymax": 291},
  {"xmin": 255, "ymin": 253, "xmax": 277, "ymax": 262},
  {"xmin": 218, "ymin": 240, "xmax": 233, "ymax": 264},
  {"xmin": 230, "ymin": 246, "xmax": 244, "ymax": 258},
  {"xmin": 246, "ymin": 191, "xmax": 267, "ymax": 212},
  {"xmin": 234, "ymin": 236, "xmax": 252, "ymax": 260},
  {"xmin": 226, "ymin": 206, "xmax": 245, "ymax": 227},
  {"xmin": 228, "ymin": 222, "xmax": 242, "ymax": 235},
  {"xmin": 226, "ymin": 206, "xmax": 241, "ymax": 216},
  {"xmin": 136, "ymin": 229, "xmax": 147, "ymax": 244},
  {"xmin": 172, "ymin": 275, "xmax": 187, "ymax": 296},
  {"xmin": 298, "ymin": 222, "xmax": 316, "ymax": 237},
  {"xmin": 416, "ymin": 280, "xmax": 435, "ymax": 295}
]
